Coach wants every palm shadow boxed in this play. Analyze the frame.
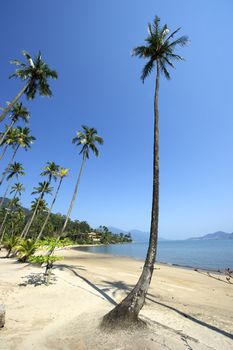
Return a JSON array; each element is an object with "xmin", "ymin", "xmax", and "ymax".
[
  {"xmin": 18, "ymin": 272, "xmax": 56, "ymax": 286},
  {"xmin": 54, "ymin": 263, "xmax": 117, "ymax": 306},
  {"xmin": 101, "ymin": 280, "xmax": 233, "ymax": 340}
]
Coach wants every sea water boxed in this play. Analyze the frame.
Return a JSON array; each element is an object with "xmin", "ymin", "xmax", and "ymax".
[{"xmin": 76, "ymin": 239, "xmax": 233, "ymax": 271}]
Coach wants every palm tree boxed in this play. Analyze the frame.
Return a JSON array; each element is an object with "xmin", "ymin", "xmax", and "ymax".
[
  {"xmin": 36, "ymin": 167, "xmax": 69, "ymax": 242},
  {"xmin": 30, "ymin": 198, "xmax": 48, "ymax": 214},
  {"xmin": 62, "ymin": 126, "xmax": 103, "ymax": 235},
  {"xmin": 48, "ymin": 126, "xmax": 103, "ymax": 256},
  {"xmin": 3, "ymin": 235, "xmax": 20, "ymax": 258},
  {"xmin": 22, "ymin": 182, "xmax": 52, "ymax": 239},
  {"xmin": 0, "ymin": 50, "xmax": 58, "ymax": 123},
  {"xmin": 0, "ymin": 103, "xmax": 30, "ymax": 146},
  {"xmin": 0, "ymin": 127, "xmax": 35, "ymax": 186},
  {"xmin": 10, "ymin": 182, "xmax": 25, "ymax": 199},
  {"xmin": 102, "ymin": 16, "xmax": 188, "ymax": 327},
  {"xmin": 0, "ymin": 162, "xmax": 25, "ymax": 210}
]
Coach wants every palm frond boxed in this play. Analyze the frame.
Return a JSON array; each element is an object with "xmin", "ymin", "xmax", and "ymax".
[{"xmin": 141, "ymin": 59, "xmax": 155, "ymax": 82}]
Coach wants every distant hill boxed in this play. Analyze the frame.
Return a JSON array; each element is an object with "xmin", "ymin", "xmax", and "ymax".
[
  {"xmin": 0, "ymin": 197, "xmax": 29, "ymax": 214},
  {"xmin": 188, "ymin": 231, "xmax": 233, "ymax": 240},
  {"xmin": 108, "ymin": 226, "xmax": 166, "ymax": 242}
]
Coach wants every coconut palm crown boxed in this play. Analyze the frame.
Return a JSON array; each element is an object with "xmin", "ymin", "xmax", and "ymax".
[
  {"xmin": 0, "ymin": 50, "xmax": 58, "ymax": 122},
  {"xmin": 10, "ymin": 182, "xmax": 25, "ymax": 198},
  {"xmin": 41, "ymin": 161, "xmax": 60, "ymax": 182},
  {"xmin": 31, "ymin": 181, "xmax": 53, "ymax": 197},
  {"xmin": 15, "ymin": 127, "xmax": 36, "ymax": 150},
  {"xmin": 72, "ymin": 126, "xmax": 104, "ymax": 159},
  {"xmin": 132, "ymin": 16, "xmax": 189, "ymax": 81},
  {"xmin": 10, "ymin": 102, "xmax": 30, "ymax": 124},
  {"xmin": 5, "ymin": 162, "xmax": 25, "ymax": 181},
  {"xmin": 10, "ymin": 50, "xmax": 58, "ymax": 100}
]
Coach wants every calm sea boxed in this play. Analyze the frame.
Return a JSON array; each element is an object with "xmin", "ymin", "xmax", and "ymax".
[{"xmin": 76, "ymin": 240, "xmax": 233, "ymax": 271}]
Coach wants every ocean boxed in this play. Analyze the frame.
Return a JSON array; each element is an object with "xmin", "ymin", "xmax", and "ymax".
[{"xmin": 76, "ymin": 239, "xmax": 233, "ymax": 271}]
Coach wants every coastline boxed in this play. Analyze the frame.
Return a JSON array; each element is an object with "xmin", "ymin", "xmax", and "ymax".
[
  {"xmin": 1, "ymin": 247, "xmax": 233, "ymax": 349},
  {"xmin": 73, "ymin": 243, "xmax": 230, "ymax": 274}
]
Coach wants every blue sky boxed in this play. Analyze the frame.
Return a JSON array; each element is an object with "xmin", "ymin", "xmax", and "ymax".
[{"xmin": 0, "ymin": 0, "xmax": 233, "ymax": 239}]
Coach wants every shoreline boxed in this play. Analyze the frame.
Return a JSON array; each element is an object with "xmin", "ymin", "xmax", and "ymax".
[{"xmin": 72, "ymin": 244, "xmax": 229, "ymax": 274}]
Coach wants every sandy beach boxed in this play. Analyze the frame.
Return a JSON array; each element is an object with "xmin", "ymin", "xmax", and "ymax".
[{"xmin": 0, "ymin": 246, "xmax": 233, "ymax": 350}]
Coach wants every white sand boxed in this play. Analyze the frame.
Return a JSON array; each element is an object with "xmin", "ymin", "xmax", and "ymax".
[{"xmin": 0, "ymin": 247, "xmax": 232, "ymax": 349}]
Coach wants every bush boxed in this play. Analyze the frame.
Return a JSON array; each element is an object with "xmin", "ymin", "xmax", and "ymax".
[{"xmin": 17, "ymin": 239, "xmax": 37, "ymax": 262}]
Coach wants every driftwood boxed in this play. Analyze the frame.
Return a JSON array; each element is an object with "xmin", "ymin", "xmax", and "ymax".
[{"xmin": 194, "ymin": 268, "xmax": 233, "ymax": 285}]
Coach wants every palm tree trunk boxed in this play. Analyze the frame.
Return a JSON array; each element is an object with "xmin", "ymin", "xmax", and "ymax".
[
  {"xmin": 101, "ymin": 62, "xmax": 160, "ymax": 327},
  {"xmin": 0, "ymin": 179, "xmax": 13, "ymax": 210},
  {"xmin": 22, "ymin": 182, "xmax": 49, "ymax": 239},
  {"xmin": 60, "ymin": 156, "xmax": 86, "ymax": 237},
  {"xmin": 0, "ymin": 144, "xmax": 8, "ymax": 161},
  {"xmin": 0, "ymin": 145, "xmax": 19, "ymax": 187},
  {"xmin": 47, "ymin": 156, "xmax": 86, "ymax": 257},
  {"xmin": 0, "ymin": 120, "xmax": 15, "ymax": 146},
  {"xmin": 36, "ymin": 178, "xmax": 63, "ymax": 242},
  {"xmin": 0, "ymin": 193, "xmax": 16, "ymax": 241},
  {"xmin": 0, "ymin": 212, "xmax": 9, "ymax": 243},
  {"xmin": 22, "ymin": 197, "xmax": 41, "ymax": 239},
  {"xmin": 0, "ymin": 82, "xmax": 30, "ymax": 123}
]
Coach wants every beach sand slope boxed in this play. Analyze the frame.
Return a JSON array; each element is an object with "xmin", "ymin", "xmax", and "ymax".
[{"xmin": 0, "ymin": 247, "xmax": 232, "ymax": 349}]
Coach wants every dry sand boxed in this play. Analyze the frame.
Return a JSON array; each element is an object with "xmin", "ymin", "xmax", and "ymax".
[{"xmin": 0, "ymin": 246, "xmax": 232, "ymax": 350}]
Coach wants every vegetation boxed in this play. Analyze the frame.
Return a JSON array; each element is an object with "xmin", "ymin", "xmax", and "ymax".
[{"xmin": 16, "ymin": 238, "xmax": 37, "ymax": 262}]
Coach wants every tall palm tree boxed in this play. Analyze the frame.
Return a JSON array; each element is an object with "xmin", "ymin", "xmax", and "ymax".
[
  {"xmin": 0, "ymin": 50, "xmax": 58, "ymax": 123},
  {"xmin": 0, "ymin": 103, "xmax": 30, "ymax": 146},
  {"xmin": 0, "ymin": 127, "xmax": 35, "ymax": 186},
  {"xmin": 102, "ymin": 16, "xmax": 188, "ymax": 327},
  {"xmin": 61, "ymin": 127, "xmax": 103, "ymax": 235},
  {"xmin": 22, "ymin": 182, "xmax": 52, "ymax": 239},
  {"xmin": 36, "ymin": 167, "xmax": 69, "ymax": 242},
  {"xmin": 48, "ymin": 127, "xmax": 103, "ymax": 255},
  {"xmin": 0, "ymin": 162, "xmax": 25, "ymax": 210}
]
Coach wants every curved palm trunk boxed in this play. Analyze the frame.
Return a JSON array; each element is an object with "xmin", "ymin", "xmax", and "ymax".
[
  {"xmin": 0, "ymin": 145, "xmax": 19, "ymax": 187},
  {"xmin": 0, "ymin": 82, "xmax": 29, "ymax": 123},
  {"xmin": 21, "ymin": 199, "xmax": 41, "ymax": 239},
  {"xmin": 47, "ymin": 156, "xmax": 86, "ymax": 257},
  {"xmin": 22, "ymin": 182, "xmax": 49, "ymax": 239},
  {"xmin": 102, "ymin": 63, "xmax": 160, "ymax": 327},
  {"xmin": 36, "ymin": 178, "xmax": 63, "ymax": 242},
  {"xmin": 0, "ymin": 212, "xmax": 9, "ymax": 243},
  {"xmin": 0, "ymin": 179, "xmax": 13, "ymax": 210},
  {"xmin": 0, "ymin": 120, "xmax": 15, "ymax": 146},
  {"xmin": 0, "ymin": 193, "xmax": 17, "ymax": 242},
  {"xmin": 0, "ymin": 144, "xmax": 8, "ymax": 161}
]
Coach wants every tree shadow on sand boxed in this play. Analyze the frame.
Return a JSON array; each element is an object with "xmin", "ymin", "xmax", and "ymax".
[
  {"xmin": 54, "ymin": 263, "xmax": 117, "ymax": 306},
  {"xmin": 18, "ymin": 272, "xmax": 57, "ymax": 287},
  {"xmin": 101, "ymin": 280, "xmax": 233, "ymax": 340}
]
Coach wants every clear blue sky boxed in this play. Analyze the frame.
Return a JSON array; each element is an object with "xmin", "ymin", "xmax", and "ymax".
[{"xmin": 0, "ymin": 0, "xmax": 233, "ymax": 239}]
